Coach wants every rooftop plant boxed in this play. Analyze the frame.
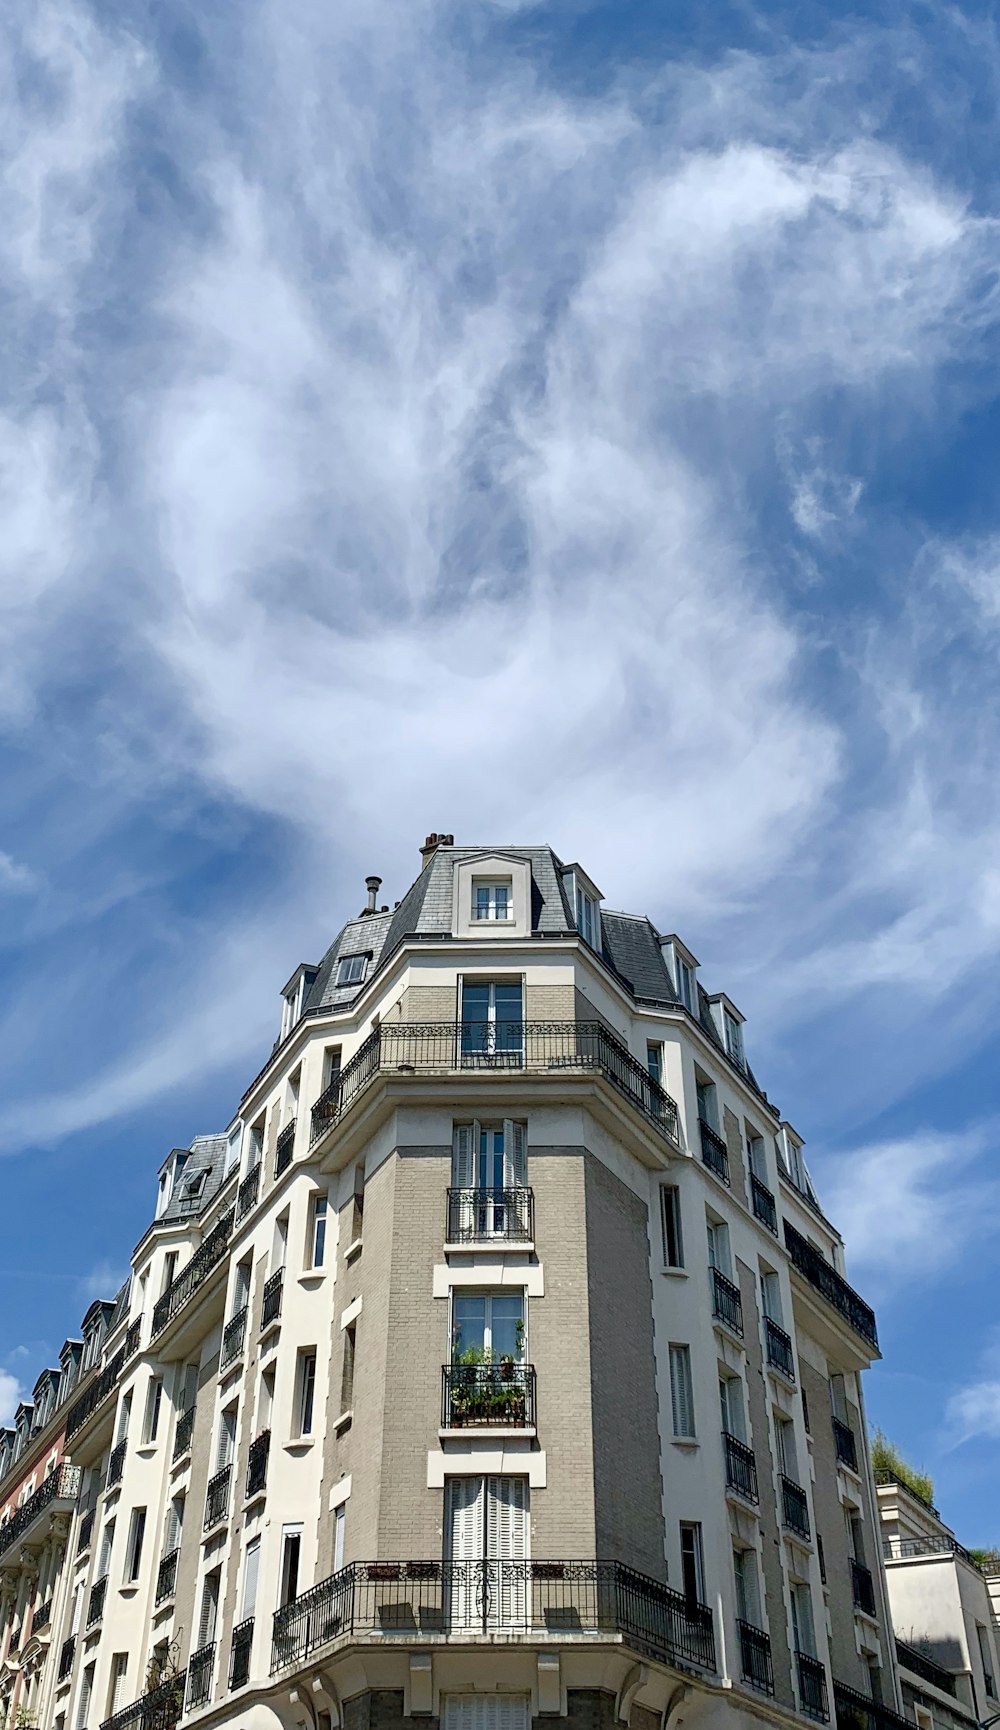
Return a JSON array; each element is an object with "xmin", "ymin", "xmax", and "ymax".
[{"xmin": 870, "ymin": 1429, "xmax": 934, "ymax": 1507}]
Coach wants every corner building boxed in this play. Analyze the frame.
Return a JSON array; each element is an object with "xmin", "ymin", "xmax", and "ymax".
[{"xmin": 46, "ymin": 838, "xmax": 905, "ymax": 1730}]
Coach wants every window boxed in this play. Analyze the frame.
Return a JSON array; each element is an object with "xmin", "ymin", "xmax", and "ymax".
[
  {"xmin": 98, "ymin": 1518, "xmax": 116, "ymax": 1579},
  {"xmin": 108, "ymin": 1655, "xmax": 128, "ymax": 1717},
  {"xmin": 706, "ymin": 1217, "xmax": 732, "ymax": 1280},
  {"xmin": 761, "ymin": 1270, "xmax": 783, "ymax": 1326},
  {"xmin": 76, "ymin": 1663, "xmax": 95, "ymax": 1730},
  {"xmin": 124, "ymin": 1507, "xmax": 146, "ymax": 1583},
  {"xmin": 297, "ymin": 1351, "xmax": 317, "ymax": 1436},
  {"xmin": 746, "ymin": 1131, "xmax": 766, "ymax": 1180},
  {"xmin": 179, "ymin": 1167, "xmax": 208, "ymax": 1202},
  {"xmin": 224, "ymin": 1126, "xmax": 241, "ymax": 1172},
  {"xmin": 669, "ymin": 1345, "xmax": 695, "ymax": 1438},
  {"xmin": 160, "ymin": 1252, "xmax": 178, "ymax": 1298},
  {"xmin": 340, "ymin": 1325, "xmax": 356, "ymax": 1413},
  {"xmin": 696, "ymin": 1078, "xmax": 719, "ymax": 1131},
  {"xmin": 790, "ymin": 1581, "xmax": 816, "ymax": 1657},
  {"xmin": 452, "ymin": 1121, "xmax": 527, "ymax": 1192},
  {"xmin": 473, "ymin": 881, "xmax": 512, "ymax": 922},
  {"xmin": 232, "ymin": 1256, "xmax": 252, "ymax": 1317},
  {"xmin": 116, "ymin": 1390, "xmax": 132, "ymax": 1446},
  {"xmin": 447, "ymin": 1477, "xmax": 528, "ymax": 1627},
  {"xmin": 273, "ymin": 1210, "xmax": 289, "ymax": 1271},
  {"xmin": 197, "ymin": 1570, "xmax": 220, "ymax": 1649},
  {"xmin": 279, "ymin": 1526, "xmax": 302, "ymax": 1606},
  {"xmin": 336, "ymin": 954, "xmax": 368, "ymax": 987},
  {"xmin": 733, "ymin": 1546, "xmax": 760, "ymax": 1627},
  {"xmin": 575, "ymin": 886, "xmax": 599, "ymax": 948},
  {"xmin": 452, "ymin": 1292, "xmax": 524, "ymax": 1361},
  {"xmin": 829, "ymin": 1373, "xmax": 848, "ymax": 1424},
  {"xmin": 848, "ymin": 1512, "xmax": 866, "ymax": 1564},
  {"xmin": 164, "ymin": 1493, "xmax": 184, "ymax": 1553},
  {"xmin": 724, "ymin": 1010, "xmax": 744, "ymax": 1067},
  {"xmin": 719, "ymin": 1375, "xmax": 746, "ymax": 1443},
  {"xmin": 679, "ymin": 1522, "xmax": 704, "ymax": 1606},
  {"xmin": 324, "ymin": 1046, "xmax": 343, "ymax": 1088},
  {"xmin": 775, "ymin": 1414, "xmax": 798, "ymax": 1480},
  {"xmin": 309, "ymin": 1194, "xmax": 328, "ymax": 1269},
  {"xmin": 333, "ymin": 1504, "xmax": 346, "ymax": 1572},
  {"xmin": 248, "ymin": 1118, "xmax": 265, "ymax": 1167},
  {"xmin": 646, "ymin": 1042, "xmax": 663, "ymax": 1086},
  {"xmin": 660, "ymin": 1187, "xmax": 684, "ymax": 1268},
  {"xmin": 676, "ymin": 957, "xmax": 695, "ymax": 1012},
  {"xmin": 978, "ymin": 1625, "xmax": 996, "ymax": 1699},
  {"xmin": 242, "ymin": 1538, "xmax": 261, "ymax": 1621},
  {"xmin": 143, "ymin": 1377, "xmax": 163, "ymax": 1444},
  {"xmin": 460, "ymin": 980, "xmax": 523, "ymax": 1061},
  {"xmin": 216, "ymin": 1407, "xmax": 237, "ymax": 1472}
]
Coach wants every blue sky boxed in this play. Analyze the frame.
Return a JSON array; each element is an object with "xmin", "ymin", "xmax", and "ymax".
[{"xmin": 2, "ymin": 0, "xmax": 1000, "ymax": 1536}]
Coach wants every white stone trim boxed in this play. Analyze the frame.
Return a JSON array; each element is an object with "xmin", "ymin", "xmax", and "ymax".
[
  {"xmin": 427, "ymin": 1446, "xmax": 546, "ymax": 1487},
  {"xmin": 328, "ymin": 1475, "xmax": 352, "ymax": 1511},
  {"xmin": 432, "ymin": 1263, "xmax": 543, "ymax": 1298},
  {"xmin": 340, "ymin": 1295, "xmax": 363, "ymax": 1329}
]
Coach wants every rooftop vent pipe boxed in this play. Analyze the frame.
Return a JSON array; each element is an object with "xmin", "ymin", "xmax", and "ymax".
[{"xmin": 364, "ymin": 875, "xmax": 382, "ymax": 915}]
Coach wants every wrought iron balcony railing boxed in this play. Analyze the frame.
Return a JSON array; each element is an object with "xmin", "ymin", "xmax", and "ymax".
[
  {"xmin": 781, "ymin": 1476, "xmax": 810, "ymax": 1540},
  {"xmin": 0, "ymin": 1465, "xmax": 81, "ymax": 1560},
  {"xmin": 107, "ymin": 1439, "xmax": 127, "ymax": 1489},
  {"xmin": 204, "ymin": 1464, "xmax": 232, "ymax": 1531},
  {"xmin": 274, "ymin": 1119, "xmax": 296, "ymax": 1178},
  {"xmin": 247, "ymin": 1431, "xmax": 270, "ymax": 1499},
  {"xmin": 851, "ymin": 1559, "xmax": 876, "ymax": 1616},
  {"xmin": 796, "ymin": 1651, "xmax": 828, "ymax": 1721},
  {"xmin": 443, "ymin": 1363, "xmax": 536, "ymax": 1429},
  {"xmin": 309, "ymin": 1023, "xmax": 680, "ymax": 1150},
  {"xmin": 833, "ymin": 1680, "xmax": 914, "ymax": 1730},
  {"xmin": 738, "ymin": 1620, "xmax": 773, "ymax": 1694},
  {"xmin": 872, "ymin": 1467, "xmax": 937, "ymax": 1513},
  {"xmin": 764, "ymin": 1316, "xmax": 795, "ymax": 1380},
  {"xmin": 833, "ymin": 1417, "xmax": 858, "ymax": 1471},
  {"xmin": 77, "ymin": 1506, "xmax": 95, "ymax": 1555},
  {"xmin": 58, "ymin": 1634, "xmax": 76, "ymax": 1681},
  {"xmin": 123, "ymin": 1319, "xmax": 142, "ymax": 1359},
  {"xmin": 882, "ymin": 1533, "xmax": 984, "ymax": 1568},
  {"xmin": 152, "ymin": 1209, "xmax": 235, "ymax": 1339},
  {"xmin": 172, "ymin": 1404, "xmax": 195, "ymax": 1462},
  {"xmin": 698, "ymin": 1119, "xmax": 730, "ymax": 1184},
  {"xmin": 270, "ymin": 1559, "xmax": 715, "ymax": 1675},
  {"xmin": 66, "ymin": 1350, "xmax": 126, "ymax": 1441},
  {"xmin": 33, "ymin": 1597, "xmax": 52, "ymax": 1633},
  {"xmin": 750, "ymin": 1172, "xmax": 777, "ymax": 1234},
  {"xmin": 155, "ymin": 1547, "xmax": 179, "ymax": 1605},
  {"xmin": 99, "ymin": 1672, "xmax": 186, "ymax": 1730},
  {"xmin": 230, "ymin": 1617, "xmax": 254, "ymax": 1689},
  {"xmin": 783, "ymin": 1222, "xmax": 878, "ymax": 1350},
  {"xmin": 711, "ymin": 1267, "xmax": 743, "ymax": 1336},
  {"xmin": 446, "ymin": 1188, "xmax": 534, "ymax": 1244},
  {"xmin": 87, "ymin": 1573, "xmax": 109, "ymax": 1628},
  {"xmin": 261, "ymin": 1269, "xmax": 283, "ymax": 1330},
  {"xmin": 723, "ymin": 1432, "xmax": 758, "ymax": 1504},
  {"xmin": 186, "ymin": 1643, "xmax": 214, "ymax": 1712},
  {"xmin": 236, "ymin": 1164, "xmax": 261, "ymax": 1222},
  {"xmin": 895, "ymin": 1640, "xmax": 957, "ymax": 1697},
  {"xmin": 221, "ymin": 1306, "xmax": 248, "ymax": 1371}
]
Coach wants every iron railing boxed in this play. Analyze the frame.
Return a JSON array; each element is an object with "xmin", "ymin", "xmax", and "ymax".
[
  {"xmin": 152, "ymin": 1209, "xmax": 234, "ymax": 1339},
  {"xmin": 107, "ymin": 1439, "xmax": 127, "ymax": 1489},
  {"xmin": 173, "ymin": 1405, "xmax": 195, "ymax": 1462},
  {"xmin": 66, "ymin": 1351, "xmax": 125, "ymax": 1440},
  {"xmin": 124, "ymin": 1319, "xmax": 142, "ymax": 1359},
  {"xmin": 0, "ymin": 1465, "xmax": 81, "ymax": 1559},
  {"xmin": 882, "ymin": 1533, "xmax": 983, "ymax": 1568},
  {"xmin": 156, "ymin": 1547, "xmax": 179, "ymax": 1605},
  {"xmin": 783, "ymin": 1222, "xmax": 878, "ymax": 1350},
  {"xmin": 274, "ymin": 1120, "xmax": 296, "ymax": 1178},
  {"xmin": 442, "ymin": 1364, "xmax": 536, "ymax": 1429},
  {"xmin": 221, "ymin": 1306, "xmax": 248, "ymax": 1371},
  {"xmin": 236, "ymin": 1164, "xmax": 261, "ymax": 1222},
  {"xmin": 230, "ymin": 1618, "xmax": 254, "ymax": 1689},
  {"xmin": 711, "ymin": 1267, "xmax": 743, "ymax": 1336},
  {"xmin": 446, "ymin": 1188, "xmax": 534, "ymax": 1244},
  {"xmin": 723, "ymin": 1433, "xmax": 758, "ymax": 1504},
  {"xmin": 261, "ymin": 1269, "xmax": 283, "ymax": 1329},
  {"xmin": 33, "ymin": 1597, "xmax": 52, "ymax": 1632},
  {"xmin": 833, "ymin": 1417, "xmax": 858, "ymax": 1471},
  {"xmin": 872, "ymin": 1468, "xmax": 937, "ymax": 1514},
  {"xmin": 797, "ymin": 1652, "xmax": 829, "ymax": 1721},
  {"xmin": 270, "ymin": 1559, "xmax": 715, "ymax": 1674},
  {"xmin": 99, "ymin": 1672, "xmax": 186, "ymax": 1730},
  {"xmin": 247, "ymin": 1432, "xmax": 270, "ymax": 1499},
  {"xmin": 77, "ymin": 1506, "xmax": 95, "ymax": 1554},
  {"xmin": 765, "ymin": 1316, "xmax": 795, "ymax": 1379},
  {"xmin": 204, "ymin": 1465, "xmax": 231, "ymax": 1530},
  {"xmin": 698, "ymin": 1119, "xmax": 730, "ymax": 1184},
  {"xmin": 850, "ymin": 1560, "xmax": 876, "ymax": 1616},
  {"xmin": 308, "ymin": 1023, "xmax": 681, "ymax": 1150},
  {"xmin": 833, "ymin": 1680, "xmax": 914, "ymax": 1730},
  {"xmin": 58, "ymin": 1635, "xmax": 76, "ymax": 1681},
  {"xmin": 750, "ymin": 1172, "xmax": 777, "ymax": 1233},
  {"xmin": 186, "ymin": 1644, "xmax": 214, "ymax": 1711},
  {"xmin": 895, "ymin": 1640, "xmax": 956, "ymax": 1696},
  {"xmin": 87, "ymin": 1573, "xmax": 109, "ymax": 1628},
  {"xmin": 781, "ymin": 1476, "xmax": 810, "ymax": 1539},
  {"xmin": 738, "ymin": 1621, "xmax": 774, "ymax": 1694}
]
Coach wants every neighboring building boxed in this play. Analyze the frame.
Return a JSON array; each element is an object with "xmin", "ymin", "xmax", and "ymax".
[
  {"xmin": 23, "ymin": 837, "xmax": 901, "ymax": 1730},
  {"xmin": 876, "ymin": 1471, "xmax": 1000, "ymax": 1730}
]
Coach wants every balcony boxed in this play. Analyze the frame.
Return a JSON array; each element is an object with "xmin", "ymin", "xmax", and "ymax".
[
  {"xmin": 186, "ymin": 1643, "xmax": 215, "ymax": 1712},
  {"xmin": 155, "ymin": 1547, "xmax": 179, "ymax": 1605},
  {"xmin": 698, "ymin": 1119, "xmax": 730, "ymax": 1185},
  {"xmin": 443, "ymin": 1363, "xmax": 536, "ymax": 1429},
  {"xmin": 221, "ymin": 1306, "xmax": 248, "ymax": 1371},
  {"xmin": 123, "ymin": 1319, "xmax": 142, "ymax": 1359},
  {"xmin": 236, "ymin": 1164, "xmax": 261, "ymax": 1222},
  {"xmin": 274, "ymin": 1119, "xmax": 296, "ymax": 1178},
  {"xmin": 723, "ymin": 1433, "xmax": 758, "ymax": 1504},
  {"xmin": 850, "ymin": 1559, "xmax": 876, "ymax": 1617},
  {"xmin": 446, "ymin": 1187, "xmax": 534, "ymax": 1244},
  {"xmin": 172, "ymin": 1405, "xmax": 195, "ymax": 1462},
  {"xmin": 87, "ymin": 1573, "xmax": 109, "ymax": 1628},
  {"xmin": 783, "ymin": 1222, "xmax": 878, "ymax": 1351},
  {"xmin": 204, "ymin": 1465, "xmax": 232, "ymax": 1530},
  {"xmin": 882, "ymin": 1533, "xmax": 984, "ymax": 1567},
  {"xmin": 781, "ymin": 1476, "xmax": 810, "ymax": 1540},
  {"xmin": 58, "ymin": 1634, "xmax": 76, "ymax": 1682},
  {"xmin": 66, "ymin": 1351, "xmax": 125, "ymax": 1442},
  {"xmin": 151, "ymin": 1208, "xmax": 235, "ymax": 1340},
  {"xmin": 764, "ymin": 1316, "xmax": 795, "ymax": 1380},
  {"xmin": 833, "ymin": 1417, "xmax": 858, "ymax": 1471},
  {"xmin": 261, "ymin": 1269, "xmax": 283, "ymax": 1330},
  {"xmin": 246, "ymin": 1431, "xmax": 270, "ymax": 1499},
  {"xmin": 99, "ymin": 1672, "xmax": 186, "ymax": 1730},
  {"xmin": 309, "ymin": 1023, "xmax": 680, "ymax": 1152},
  {"xmin": 33, "ymin": 1597, "xmax": 52, "ymax": 1633},
  {"xmin": 833, "ymin": 1680, "xmax": 915, "ymax": 1730},
  {"xmin": 738, "ymin": 1621, "xmax": 773, "ymax": 1694},
  {"xmin": 750, "ymin": 1172, "xmax": 777, "ymax": 1234},
  {"xmin": 0, "ymin": 1465, "xmax": 81, "ymax": 1561},
  {"xmin": 77, "ymin": 1507, "xmax": 95, "ymax": 1555},
  {"xmin": 711, "ymin": 1267, "xmax": 743, "ymax": 1336},
  {"xmin": 230, "ymin": 1617, "xmax": 254, "ymax": 1689},
  {"xmin": 895, "ymin": 1640, "xmax": 957, "ymax": 1697},
  {"xmin": 797, "ymin": 1651, "xmax": 829, "ymax": 1721},
  {"xmin": 107, "ymin": 1439, "xmax": 127, "ymax": 1489},
  {"xmin": 271, "ymin": 1559, "xmax": 715, "ymax": 1674}
]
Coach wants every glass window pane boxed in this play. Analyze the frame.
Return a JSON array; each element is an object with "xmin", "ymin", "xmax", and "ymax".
[
  {"xmin": 489, "ymin": 1296, "xmax": 524, "ymax": 1358},
  {"xmin": 453, "ymin": 1296, "xmax": 487, "ymax": 1357}
]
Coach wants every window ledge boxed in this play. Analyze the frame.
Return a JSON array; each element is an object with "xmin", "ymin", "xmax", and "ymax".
[
  {"xmin": 260, "ymin": 1320, "xmax": 281, "ymax": 1347},
  {"xmin": 334, "ymin": 1409, "xmax": 353, "ymax": 1435},
  {"xmin": 284, "ymin": 1438, "xmax": 315, "ymax": 1456},
  {"xmin": 670, "ymin": 1438, "xmax": 699, "ymax": 1451},
  {"xmin": 444, "ymin": 1241, "xmax": 535, "ymax": 1257},
  {"xmin": 170, "ymin": 1449, "xmax": 192, "ymax": 1474},
  {"xmin": 135, "ymin": 1444, "xmax": 158, "ymax": 1459},
  {"xmin": 298, "ymin": 1271, "xmax": 327, "ymax": 1289},
  {"xmin": 440, "ymin": 1426, "xmax": 537, "ymax": 1441},
  {"xmin": 660, "ymin": 1267, "xmax": 688, "ymax": 1278},
  {"xmin": 344, "ymin": 1238, "xmax": 363, "ymax": 1263},
  {"xmin": 118, "ymin": 1585, "xmax": 140, "ymax": 1599}
]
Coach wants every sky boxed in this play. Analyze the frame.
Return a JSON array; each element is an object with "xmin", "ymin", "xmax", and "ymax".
[{"xmin": 1, "ymin": 0, "xmax": 1000, "ymax": 1534}]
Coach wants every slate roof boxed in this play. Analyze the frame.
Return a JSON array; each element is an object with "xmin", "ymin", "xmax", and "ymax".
[{"xmin": 161, "ymin": 1131, "xmax": 231, "ymax": 1224}]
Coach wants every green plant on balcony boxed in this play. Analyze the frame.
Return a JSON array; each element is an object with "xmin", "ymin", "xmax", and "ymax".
[
  {"xmin": 449, "ymin": 1346, "xmax": 526, "ymax": 1425},
  {"xmin": 871, "ymin": 1429, "xmax": 934, "ymax": 1506}
]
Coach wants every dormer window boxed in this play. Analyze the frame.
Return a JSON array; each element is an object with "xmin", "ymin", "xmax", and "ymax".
[
  {"xmin": 724, "ymin": 1010, "xmax": 744, "ymax": 1069},
  {"xmin": 575, "ymin": 887, "xmax": 599, "ymax": 948},
  {"xmin": 473, "ymin": 880, "xmax": 512, "ymax": 922},
  {"xmin": 336, "ymin": 953, "xmax": 368, "ymax": 987},
  {"xmin": 179, "ymin": 1168, "xmax": 208, "ymax": 1203},
  {"xmin": 676, "ymin": 958, "xmax": 695, "ymax": 1012}
]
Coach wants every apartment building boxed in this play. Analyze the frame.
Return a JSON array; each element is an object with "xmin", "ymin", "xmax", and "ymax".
[{"xmin": 26, "ymin": 837, "xmax": 903, "ymax": 1730}]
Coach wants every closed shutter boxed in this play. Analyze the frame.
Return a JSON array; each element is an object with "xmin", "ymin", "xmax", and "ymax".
[
  {"xmin": 487, "ymin": 1477, "xmax": 528, "ymax": 1627},
  {"xmin": 443, "ymin": 1699, "xmax": 529, "ymax": 1730},
  {"xmin": 198, "ymin": 1573, "xmax": 219, "ymax": 1649},
  {"xmin": 503, "ymin": 1122, "xmax": 526, "ymax": 1186},
  {"xmin": 669, "ymin": 1346, "xmax": 694, "ymax": 1438},
  {"xmin": 452, "ymin": 1125, "xmax": 475, "ymax": 1189},
  {"xmin": 242, "ymin": 1540, "xmax": 260, "ymax": 1620},
  {"xmin": 448, "ymin": 1478, "xmax": 485, "ymax": 1630},
  {"xmin": 216, "ymin": 1410, "xmax": 236, "ymax": 1471}
]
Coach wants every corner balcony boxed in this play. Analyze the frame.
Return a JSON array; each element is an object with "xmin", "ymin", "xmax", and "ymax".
[
  {"xmin": 783, "ymin": 1221, "xmax": 878, "ymax": 1354},
  {"xmin": 446, "ymin": 1187, "xmax": 534, "ymax": 1245},
  {"xmin": 99, "ymin": 1672, "xmax": 186, "ymax": 1730},
  {"xmin": 0, "ymin": 1465, "xmax": 81, "ymax": 1562},
  {"xmin": 309, "ymin": 1022, "xmax": 680, "ymax": 1155},
  {"xmin": 270, "ymin": 1559, "xmax": 715, "ymax": 1676},
  {"xmin": 442, "ymin": 1363, "xmax": 536, "ymax": 1430},
  {"xmin": 150, "ymin": 1206, "xmax": 235, "ymax": 1357}
]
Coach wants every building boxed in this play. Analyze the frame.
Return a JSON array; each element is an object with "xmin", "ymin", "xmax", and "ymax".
[
  {"xmin": 876, "ymin": 1470, "xmax": 1000, "ymax": 1730},
  {"xmin": 18, "ymin": 837, "xmax": 903, "ymax": 1730}
]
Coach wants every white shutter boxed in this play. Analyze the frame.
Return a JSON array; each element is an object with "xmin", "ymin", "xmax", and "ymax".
[
  {"xmin": 111, "ymin": 1655, "xmax": 128, "ymax": 1714},
  {"xmin": 670, "ymin": 1347, "xmax": 694, "ymax": 1438},
  {"xmin": 443, "ymin": 1700, "xmax": 529, "ymax": 1730},
  {"xmin": 242, "ymin": 1540, "xmax": 260, "ymax": 1620},
  {"xmin": 198, "ymin": 1574, "xmax": 219, "ymax": 1649},
  {"xmin": 216, "ymin": 1410, "xmax": 236, "ymax": 1471},
  {"xmin": 448, "ymin": 1478, "xmax": 485, "ymax": 1630},
  {"xmin": 487, "ymin": 1477, "xmax": 528, "ymax": 1627},
  {"xmin": 452, "ymin": 1124, "xmax": 475, "ymax": 1189},
  {"xmin": 503, "ymin": 1122, "xmax": 527, "ymax": 1187}
]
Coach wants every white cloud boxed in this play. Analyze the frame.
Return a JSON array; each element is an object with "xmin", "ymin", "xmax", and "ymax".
[
  {"xmin": 0, "ymin": 852, "xmax": 38, "ymax": 894},
  {"xmin": 76, "ymin": 1259, "xmax": 127, "ymax": 1305}
]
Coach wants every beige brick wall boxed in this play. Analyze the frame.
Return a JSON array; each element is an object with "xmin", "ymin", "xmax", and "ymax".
[
  {"xmin": 525, "ymin": 983, "xmax": 575, "ymax": 1019},
  {"xmin": 723, "ymin": 1108, "xmax": 749, "ymax": 1210},
  {"xmin": 530, "ymin": 1149, "xmax": 596, "ymax": 1559},
  {"xmin": 802, "ymin": 1360, "xmax": 869, "ymax": 1692},
  {"xmin": 737, "ymin": 1257, "xmax": 795, "ymax": 1710}
]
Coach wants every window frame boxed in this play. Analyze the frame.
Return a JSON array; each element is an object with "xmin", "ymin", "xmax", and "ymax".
[
  {"xmin": 659, "ymin": 1186, "xmax": 684, "ymax": 1269},
  {"xmin": 336, "ymin": 954, "xmax": 368, "ymax": 988},
  {"xmin": 472, "ymin": 880, "xmax": 513, "ymax": 923},
  {"xmin": 669, "ymin": 1344, "xmax": 696, "ymax": 1439}
]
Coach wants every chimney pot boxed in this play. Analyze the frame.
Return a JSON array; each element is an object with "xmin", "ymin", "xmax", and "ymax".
[{"xmin": 364, "ymin": 874, "xmax": 382, "ymax": 915}]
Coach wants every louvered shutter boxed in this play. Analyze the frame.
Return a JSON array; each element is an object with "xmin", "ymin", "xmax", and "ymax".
[
  {"xmin": 670, "ymin": 1347, "xmax": 694, "ymax": 1438},
  {"xmin": 111, "ymin": 1655, "xmax": 129, "ymax": 1714},
  {"xmin": 198, "ymin": 1574, "xmax": 219, "ymax": 1649},
  {"xmin": 443, "ymin": 1700, "xmax": 529, "ymax": 1730},
  {"xmin": 447, "ymin": 1477, "xmax": 485, "ymax": 1630},
  {"xmin": 452, "ymin": 1124, "xmax": 475, "ymax": 1188},
  {"xmin": 216, "ymin": 1410, "xmax": 235, "ymax": 1471},
  {"xmin": 486, "ymin": 1477, "xmax": 527, "ymax": 1628},
  {"xmin": 502, "ymin": 1122, "xmax": 526, "ymax": 1186},
  {"xmin": 242, "ymin": 1539, "xmax": 260, "ymax": 1619}
]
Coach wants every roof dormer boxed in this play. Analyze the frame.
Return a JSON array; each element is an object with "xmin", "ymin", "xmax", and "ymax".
[
  {"xmin": 706, "ymin": 992, "xmax": 746, "ymax": 1072},
  {"xmin": 279, "ymin": 963, "xmax": 318, "ymax": 1040},
  {"xmin": 561, "ymin": 863, "xmax": 603, "ymax": 951},
  {"xmin": 453, "ymin": 853, "xmax": 532, "ymax": 939},
  {"xmin": 659, "ymin": 935, "xmax": 698, "ymax": 1012}
]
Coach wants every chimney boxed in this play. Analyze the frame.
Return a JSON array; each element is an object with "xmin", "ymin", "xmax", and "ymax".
[
  {"xmin": 420, "ymin": 831, "xmax": 454, "ymax": 865},
  {"xmin": 363, "ymin": 875, "xmax": 382, "ymax": 915}
]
